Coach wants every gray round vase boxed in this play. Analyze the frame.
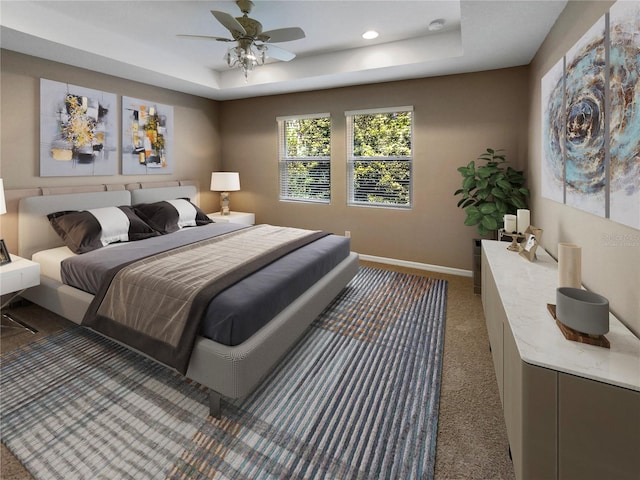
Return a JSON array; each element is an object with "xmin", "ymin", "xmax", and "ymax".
[{"xmin": 556, "ymin": 287, "xmax": 609, "ymax": 335}]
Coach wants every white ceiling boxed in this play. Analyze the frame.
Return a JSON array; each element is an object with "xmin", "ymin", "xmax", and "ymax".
[{"xmin": 0, "ymin": 0, "xmax": 567, "ymax": 100}]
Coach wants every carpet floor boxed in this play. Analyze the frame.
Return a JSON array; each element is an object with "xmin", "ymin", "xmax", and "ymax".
[
  {"xmin": 1, "ymin": 266, "xmax": 452, "ymax": 479},
  {"xmin": 0, "ymin": 262, "xmax": 515, "ymax": 479}
]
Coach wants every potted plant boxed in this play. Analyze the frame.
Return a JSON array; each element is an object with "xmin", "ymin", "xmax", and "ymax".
[{"xmin": 454, "ymin": 148, "xmax": 529, "ymax": 237}]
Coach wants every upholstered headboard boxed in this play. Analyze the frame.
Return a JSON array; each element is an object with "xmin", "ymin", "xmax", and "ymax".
[
  {"xmin": 130, "ymin": 185, "xmax": 196, "ymax": 205},
  {"xmin": 18, "ymin": 185, "xmax": 198, "ymax": 260}
]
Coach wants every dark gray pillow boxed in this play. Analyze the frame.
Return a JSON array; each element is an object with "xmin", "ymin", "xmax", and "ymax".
[
  {"xmin": 133, "ymin": 199, "xmax": 212, "ymax": 234},
  {"xmin": 48, "ymin": 205, "xmax": 159, "ymax": 254}
]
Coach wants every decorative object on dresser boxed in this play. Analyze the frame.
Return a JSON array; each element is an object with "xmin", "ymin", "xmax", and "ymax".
[
  {"xmin": 556, "ymin": 287, "xmax": 610, "ymax": 335},
  {"xmin": 210, "ymin": 172, "xmax": 241, "ymax": 215},
  {"xmin": 503, "ymin": 213, "xmax": 517, "ymax": 233},
  {"xmin": 547, "ymin": 286, "xmax": 611, "ymax": 349},
  {"xmin": 518, "ymin": 225, "xmax": 542, "ymax": 261},
  {"xmin": 546, "ymin": 304, "xmax": 610, "ymax": 349},
  {"xmin": 516, "ymin": 208, "xmax": 530, "ymax": 233},
  {"xmin": 501, "ymin": 231, "xmax": 525, "ymax": 252},
  {"xmin": 454, "ymin": 148, "xmax": 529, "ymax": 237},
  {"xmin": 557, "ymin": 242, "xmax": 582, "ymax": 288}
]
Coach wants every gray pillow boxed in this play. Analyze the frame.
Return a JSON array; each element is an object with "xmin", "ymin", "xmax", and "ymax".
[
  {"xmin": 48, "ymin": 206, "xmax": 159, "ymax": 254},
  {"xmin": 133, "ymin": 199, "xmax": 212, "ymax": 234}
]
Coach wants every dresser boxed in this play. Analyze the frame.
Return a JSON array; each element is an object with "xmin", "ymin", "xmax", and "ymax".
[{"xmin": 481, "ymin": 240, "xmax": 639, "ymax": 480}]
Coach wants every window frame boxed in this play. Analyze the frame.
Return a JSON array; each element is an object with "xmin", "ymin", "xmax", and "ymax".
[
  {"xmin": 345, "ymin": 106, "xmax": 414, "ymax": 209},
  {"xmin": 277, "ymin": 113, "xmax": 331, "ymax": 204}
]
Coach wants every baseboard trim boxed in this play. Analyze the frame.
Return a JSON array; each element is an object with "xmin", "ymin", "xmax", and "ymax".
[{"xmin": 359, "ymin": 254, "xmax": 473, "ymax": 278}]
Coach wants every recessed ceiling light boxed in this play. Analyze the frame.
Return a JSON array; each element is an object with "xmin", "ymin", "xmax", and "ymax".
[
  {"xmin": 362, "ymin": 30, "xmax": 379, "ymax": 40},
  {"xmin": 428, "ymin": 19, "xmax": 446, "ymax": 31}
]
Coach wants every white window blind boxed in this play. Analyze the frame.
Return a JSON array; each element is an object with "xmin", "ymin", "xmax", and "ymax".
[
  {"xmin": 277, "ymin": 113, "xmax": 331, "ymax": 203},
  {"xmin": 346, "ymin": 106, "xmax": 413, "ymax": 208}
]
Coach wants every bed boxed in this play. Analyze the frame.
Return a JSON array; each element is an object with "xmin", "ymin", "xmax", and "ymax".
[{"xmin": 18, "ymin": 185, "xmax": 359, "ymax": 417}]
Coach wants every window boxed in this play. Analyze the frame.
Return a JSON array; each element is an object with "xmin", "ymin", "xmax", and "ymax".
[
  {"xmin": 346, "ymin": 106, "xmax": 413, "ymax": 208},
  {"xmin": 277, "ymin": 113, "xmax": 331, "ymax": 203}
]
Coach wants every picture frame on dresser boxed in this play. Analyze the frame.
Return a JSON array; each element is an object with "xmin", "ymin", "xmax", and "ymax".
[
  {"xmin": 0, "ymin": 239, "xmax": 11, "ymax": 265},
  {"xmin": 519, "ymin": 226, "xmax": 542, "ymax": 262}
]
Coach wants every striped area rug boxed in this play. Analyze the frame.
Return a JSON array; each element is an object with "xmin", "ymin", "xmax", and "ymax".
[{"xmin": 1, "ymin": 267, "xmax": 447, "ymax": 479}]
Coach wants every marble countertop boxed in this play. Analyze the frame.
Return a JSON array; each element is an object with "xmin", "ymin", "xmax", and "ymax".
[{"xmin": 482, "ymin": 240, "xmax": 640, "ymax": 392}]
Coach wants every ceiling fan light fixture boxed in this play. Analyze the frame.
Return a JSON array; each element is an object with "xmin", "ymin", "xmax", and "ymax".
[
  {"xmin": 183, "ymin": 1, "xmax": 303, "ymax": 80},
  {"xmin": 224, "ymin": 44, "xmax": 267, "ymax": 79},
  {"xmin": 362, "ymin": 30, "xmax": 379, "ymax": 40}
]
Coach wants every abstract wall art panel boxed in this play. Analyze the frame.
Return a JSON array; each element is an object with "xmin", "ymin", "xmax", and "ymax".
[
  {"xmin": 540, "ymin": 0, "xmax": 640, "ymax": 231},
  {"xmin": 541, "ymin": 57, "xmax": 565, "ymax": 204},
  {"xmin": 609, "ymin": 0, "xmax": 640, "ymax": 229},
  {"xmin": 122, "ymin": 96, "xmax": 174, "ymax": 175},
  {"xmin": 40, "ymin": 79, "xmax": 117, "ymax": 177},
  {"xmin": 564, "ymin": 15, "xmax": 607, "ymax": 218}
]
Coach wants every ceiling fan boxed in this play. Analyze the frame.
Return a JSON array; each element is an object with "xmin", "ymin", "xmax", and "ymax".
[{"xmin": 178, "ymin": 0, "xmax": 305, "ymax": 79}]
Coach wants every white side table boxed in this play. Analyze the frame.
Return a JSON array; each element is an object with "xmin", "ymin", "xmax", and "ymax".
[
  {"xmin": 207, "ymin": 211, "xmax": 255, "ymax": 225},
  {"xmin": 1, "ymin": 254, "xmax": 41, "ymax": 334}
]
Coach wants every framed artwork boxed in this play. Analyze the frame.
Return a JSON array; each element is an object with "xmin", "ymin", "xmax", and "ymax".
[
  {"xmin": 609, "ymin": 0, "xmax": 640, "ymax": 229},
  {"xmin": 122, "ymin": 96, "xmax": 174, "ymax": 175},
  {"xmin": 0, "ymin": 239, "xmax": 11, "ymax": 266},
  {"xmin": 40, "ymin": 79, "xmax": 118, "ymax": 177},
  {"xmin": 540, "ymin": 0, "xmax": 640, "ymax": 230},
  {"xmin": 519, "ymin": 226, "xmax": 543, "ymax": 262},
  {"xmin": 564, "ymin": 15, "xmax": 606, "ymax": 218},
  {"xmin": 541, "ymin": 57, "xmax": 565, "ymax": 204}
]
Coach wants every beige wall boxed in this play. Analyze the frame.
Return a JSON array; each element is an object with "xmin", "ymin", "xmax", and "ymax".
[
  {"xmin": 529, "ymin": 1, "xmax": 639, "ymax": 335},
  {"xmin": 0, "ymin": 49, "xmax": 221, "ymax": 218},
  {"xmin": 220, "ymin": 68, "xmax": 530, "ymax": 272},
  {"xmin": 5, "ymin": 4, "xmax": 634, "ymax": 334}
]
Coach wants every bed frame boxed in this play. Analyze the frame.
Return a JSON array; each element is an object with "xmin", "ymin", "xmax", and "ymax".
[{"xmin": 18, "ymin": 185, "xmax": 359, "ymax": 416}]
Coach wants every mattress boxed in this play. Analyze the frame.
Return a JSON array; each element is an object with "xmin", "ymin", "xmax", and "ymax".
[
  {"xmin": 32, "ymin": 243, "xmax": 124, "ymax": 283},
  {"xmin": 32, "ymin": 246, "xmax": 75, "ymax": 282},
  {"xmin": 56, "ymin": 223, "xmax": 350, "ymax": 346}
]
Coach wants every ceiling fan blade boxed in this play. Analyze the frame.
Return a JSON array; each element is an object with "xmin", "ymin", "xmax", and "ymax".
[
  {"xmin": 211, "ymin": 10, "xmax": 246, "ymax": 36},
  {"xmin": 177, "ymin": 34, "xmax": 234, "ymax": 42},
  {"xmin": 259, "ymin": 27, "xmax": 305, "ymax": 43},
  {"xmin": 265, "ymin": 45, "xmax": 296, "ymax": 62}
]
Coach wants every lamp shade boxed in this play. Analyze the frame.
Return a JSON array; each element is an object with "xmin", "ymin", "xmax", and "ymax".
[
  {"xmin": 0, "ymin": 178, "xmax": 6, "ymax": 215},
  {"xmin": 210, "ymin": 172, "xmax": 240, "ymax": 192}
]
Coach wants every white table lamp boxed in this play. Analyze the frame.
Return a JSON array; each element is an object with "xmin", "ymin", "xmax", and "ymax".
[{"xmin": 210, "ymin": 172, "xmax": 240, "ymax": 215}]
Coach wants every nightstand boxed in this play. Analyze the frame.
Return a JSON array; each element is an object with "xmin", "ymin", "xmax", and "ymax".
[
  {"xmin": 207, "ymin": 211, "xmax": 255, "ymax": 225},
  {"xmin": 1, "ymin": 254, "xmax": 41, "ymax": 334}
]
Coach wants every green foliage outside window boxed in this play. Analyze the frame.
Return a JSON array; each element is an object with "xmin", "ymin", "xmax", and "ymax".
[
  {"xmin": 285, "ymin": 117, "xmax": 330, "ymax": 157},
  {"xmin": 350, "ymin": 111, "xmax": 412, "ymax": 207},
  {"xmin": 281, "ymin": 116, "xmax": 331, "ymax": 202},
  {"xmin": 352, "ymin": 112, "xmax": 412, "ymax": 157}
]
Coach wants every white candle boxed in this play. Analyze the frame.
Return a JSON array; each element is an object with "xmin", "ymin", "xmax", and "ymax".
[
  {"xmin": 517, "ymin": 209, "xmax": 530, "ymax": 234},
  {"xmin": 504, "ymin": 214, "xmax": 517, "ymax": 233}
]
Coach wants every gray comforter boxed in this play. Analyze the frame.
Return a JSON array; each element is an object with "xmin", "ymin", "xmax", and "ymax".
[{"xmin": 82, "ymin": 225, "xmax": 328, "ymax": 373}]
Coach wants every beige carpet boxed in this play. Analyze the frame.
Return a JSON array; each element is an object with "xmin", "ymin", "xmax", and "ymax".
[{"xmin": 0, "ymin": 263, "xmax": 514, "ymax": 479}]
